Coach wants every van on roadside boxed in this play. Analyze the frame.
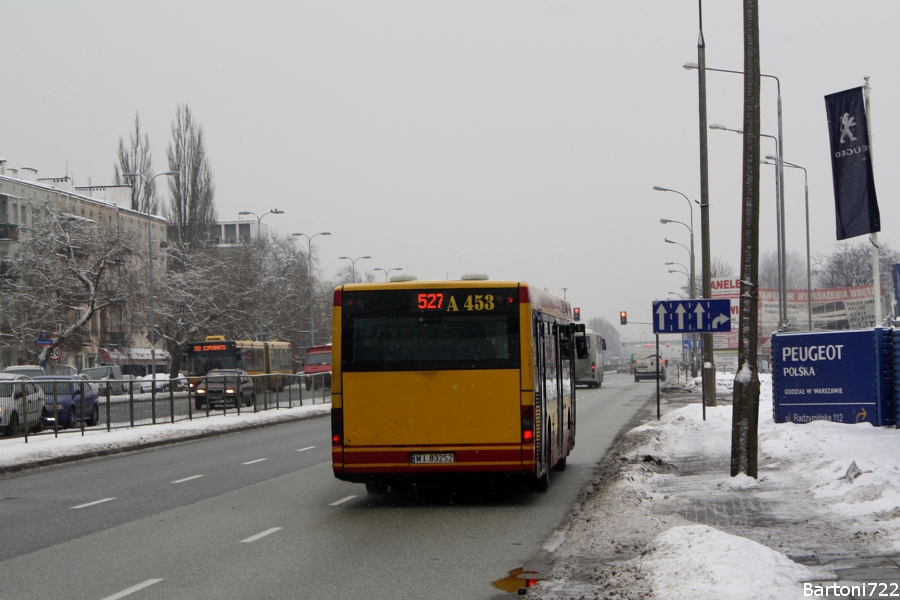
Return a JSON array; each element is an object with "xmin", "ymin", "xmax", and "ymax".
[{"xmin": 81, "ymin": 365, "xmax": 126, "ymax": 395}]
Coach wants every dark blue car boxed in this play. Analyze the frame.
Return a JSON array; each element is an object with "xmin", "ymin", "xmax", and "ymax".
[{"xmin": 34, "ymin": 376, "xmax": 100, "ymax": 429}]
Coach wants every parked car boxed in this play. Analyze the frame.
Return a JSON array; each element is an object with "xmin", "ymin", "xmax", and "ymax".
[
  {"xmin": 139, "ymin": 373, "xmax": 170, "ymax": 393},
  {"xmin": 46, "ymin": 364, "xmax": 78, "ymax": 376},
  {"xmin": 302, "ymin": 344, "xmax": 332, "ymax": 390},
  {"xmin": 3, "ymin": 365, "xmax": 46, "ymax": 379},
  {"xmin": 81, "ymin": 365, "xmax": 126, "ymax": 395},
  {"xmin": 195, "ymin": 369, "xmax": 254, "ymax": 409},
  {"xmin": 0, "ymin": 374, "xmax": 45, "ymax": 435},
  {"xmin": 34, "ymin": 376, "xmax": 100, "ymax": 429}
]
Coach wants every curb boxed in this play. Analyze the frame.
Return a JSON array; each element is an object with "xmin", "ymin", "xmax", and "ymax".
[{"xmin": 0, "ymin": 407, "xmax": 330, "ymax": 476}]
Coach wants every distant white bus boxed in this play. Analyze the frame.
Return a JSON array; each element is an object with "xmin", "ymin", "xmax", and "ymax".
[{"xmin": 574, "ymin": 328, "xmax": 605, "ymax": 388}]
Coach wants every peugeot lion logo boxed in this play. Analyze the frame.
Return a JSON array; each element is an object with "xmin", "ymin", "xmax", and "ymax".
[{"xmin": 839, "ymin": 113, "xmax": 858, "ymax": 144}]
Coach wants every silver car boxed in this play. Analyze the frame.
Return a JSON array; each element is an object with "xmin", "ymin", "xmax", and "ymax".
[{"xmin": 0, "ymin": 374, "xmax": 45, "ymax": 436}]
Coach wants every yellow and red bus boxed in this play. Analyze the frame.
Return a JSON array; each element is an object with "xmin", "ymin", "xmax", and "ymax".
[
  {"xmin": 183, "ymin": 336, "xmax": 293, "ymax": 391},
  {"xmin": 330, "ymin": 277, "xmax": 578, "ymax": 493}
]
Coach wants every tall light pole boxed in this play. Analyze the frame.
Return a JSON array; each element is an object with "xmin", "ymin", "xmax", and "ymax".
[
  {"xmin": 688, "ymin": 63, "xmax": 787, "ymax": 328},
  {"xmin": 339, "ymin": 256, "xmax": 371, "ymax": 284},
  {"xmin": 693, "ymin": 0, "xmax": 716, "ymax": 410},
  {"xmin": 665, "ymin": 235, "xmax": 698, "ymax": 375},
  {"xmin": 765, "ymin": 155, "xmax": 811, "ymax": 330},
  {"xmin": 239, "ymin": 209, "xmax": 284, "ymax": 341},
  {"xmin": 292, "ymin": 231, "xmax": 331, "ymax": 346},
  {"xmin": 123, "ymin": 171, "xmax": 178, "ymax": 380},
  {"xmin": 655, "ymin": 187, "xmax": 698, "ymax": 377},
  {"xmin": 709, "ymin": 123, "xmax": 788, "ymax": 329},
  {"xmin": 373, "ymin": 267, "xmax": 402, "ymax": 282}
]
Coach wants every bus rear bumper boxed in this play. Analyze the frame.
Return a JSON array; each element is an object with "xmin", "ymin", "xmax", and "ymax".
[{"xmin": 333, "ymin": 444, "xmax": 534, "ymax": 479}]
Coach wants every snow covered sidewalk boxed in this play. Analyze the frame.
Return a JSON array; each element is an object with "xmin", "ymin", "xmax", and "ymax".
[
  {"xmin": 530, "ymin": 374, "xmax": 900, "ymax": 600},
  {"xmin": 0, "ymin": 402, "xmax": 330, "ymax": 473}
]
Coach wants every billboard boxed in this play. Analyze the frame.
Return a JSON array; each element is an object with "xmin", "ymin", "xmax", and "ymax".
[
  {"xmin": 711, "ymin": 278, "xmax": 884, "ymax": 352},
  {"xmin": 772, "ymin": 329, "xmax": 893, "ymax": 426}
]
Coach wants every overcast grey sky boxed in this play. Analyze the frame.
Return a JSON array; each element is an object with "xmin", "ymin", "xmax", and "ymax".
[{"xmin": 2, "ymin": 1, "xmax": 898, "ymax": 340}]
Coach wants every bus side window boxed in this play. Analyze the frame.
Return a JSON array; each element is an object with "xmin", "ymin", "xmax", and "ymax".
[{"xmin": 575, "ymin": 337, "xmax": 589, "ymax": 360}]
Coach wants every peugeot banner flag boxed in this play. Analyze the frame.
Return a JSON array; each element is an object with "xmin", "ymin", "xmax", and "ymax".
[{"xmin": 824, "ymin": 87, "xmax": 880, "ymax": 240}]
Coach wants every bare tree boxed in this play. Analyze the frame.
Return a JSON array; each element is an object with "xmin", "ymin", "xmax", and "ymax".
[
  {"xmin": 683, "ymin": 256, "xmax": 736, "ymax": 296},
  {"xmin": 586, "ymin": 316, "xmax": 622, "ymax": 360},
  {"xmin": 1, "ymin": 202, "xmax": 141, "ymax": 364},
  {"xmin": 759, "ymin": 251, "xmax": 806, "ymax": 289},
  {"xmin": 166, "ymin": 104, "xmax": 217, "ymax": 247},
  {"xmin": 731, "ymin": 0, "xmax": 761, "ymax": 479},
  {"xmin": 113, "ymin": 112, "xmax": 157, "ymax": 213}
]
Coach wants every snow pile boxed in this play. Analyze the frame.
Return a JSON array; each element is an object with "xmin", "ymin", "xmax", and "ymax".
[
  {"xmin": 0, "ymin": 403, "xmax": 330, "ymax": 470},
  {"xmin": 639, "ymin": 525, "xmax": 827, "ymax": 600}
]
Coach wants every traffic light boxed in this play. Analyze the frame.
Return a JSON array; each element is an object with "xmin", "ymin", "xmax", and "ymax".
[
  {"xmin": 573, "ymin": 307, "xmax": 581, "ymax": 321},
  {"xmin": 666, "ymin": 341, "xmax": 670, "ymax": 347},
  {"xmin": 619, "ymin": 311, "xmax": 627, "ymax": 325}
]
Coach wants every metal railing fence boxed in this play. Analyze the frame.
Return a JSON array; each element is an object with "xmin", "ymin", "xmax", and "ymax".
[{"xmin": 1, "ymin": 372, "xmax": 331, "ymax": 442}]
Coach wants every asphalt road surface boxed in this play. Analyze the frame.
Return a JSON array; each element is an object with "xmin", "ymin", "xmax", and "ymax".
[{"xmin": 0, "ymin": 373, "xmax": 657, "ymax": 600}]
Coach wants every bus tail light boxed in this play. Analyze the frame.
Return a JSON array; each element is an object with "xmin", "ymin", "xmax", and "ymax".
[
  {"xmin": 333, "ymin": 289, "xmax": 343, "ymax": 307},
  {"xmin": 331, "ymin": 408, "xmax": 343, "ymax": 446},
  {"xmin": 521, "ymin": 405, "xmax": 534, "ymax": 444},
  {"xmin": 519, "ymin": 285, "xmax": 530, "ymax": 304},
  {"xmin": 591, "ymin": 363, "xmax": 596, "ymax": 372}
]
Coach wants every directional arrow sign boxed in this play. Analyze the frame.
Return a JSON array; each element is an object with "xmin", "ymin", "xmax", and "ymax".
[{"xmin": 652, "ymin": 299, "xmax": 732, "ymax": 334}]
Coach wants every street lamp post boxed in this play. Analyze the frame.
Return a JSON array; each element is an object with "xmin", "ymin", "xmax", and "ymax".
[
  {"xmin": 239, "ymin": 209, "xmax": 284, "ymax": 341},
  {"xmin": 764, "ymin": 155, "xmax": 812, "ymax": 330},
  {"xmin": 665, "ymin": 236, "xmax": 698, "ymax": 376},
  {"xmin": 123, "ymin": 171, "xmax": 178, "ymax": 382},
  {"xmin": 292, "ymin": 232, "xmax": 331, "ymax": 346},
  {"xmin": 339, "ymin": 256, "xmax": 371, "ymax": 284},
  {"xmin": 653, "ymin": 186, "xmax": 698, "ymax": 376},
  {"xmin": 688, "ymin": 62, "xmax": 787, "ymax": 328},
  {"xmin": 373, "ymin": 267, "xmax": 403, "ymax": 282},
  {"xmin": 709, "ymin": 123, "xmax": 788, "ymax": 329}
]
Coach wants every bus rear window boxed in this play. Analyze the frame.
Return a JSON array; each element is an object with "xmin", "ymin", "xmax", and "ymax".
[{"xmin": 342, "ymin": 289, "xmax": 520, "ymax": 372}]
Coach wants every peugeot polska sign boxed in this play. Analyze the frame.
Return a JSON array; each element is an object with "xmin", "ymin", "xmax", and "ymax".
[{"xmin": 772, "ymin": 329, "xmax": 893, "ymax": 426}]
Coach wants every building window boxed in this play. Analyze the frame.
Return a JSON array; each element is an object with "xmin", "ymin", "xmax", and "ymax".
[{"xmin": 239, "ymin": 223, "xmax": 251, "ymax": 242}]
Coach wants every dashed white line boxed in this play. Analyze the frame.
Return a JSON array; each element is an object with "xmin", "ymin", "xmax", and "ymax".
[
  {"xmin": 70, "ymin": 497, "xmax": 116, "ymax": 509},
  {"xmin": 242, "ymin": 458, "xmax": 268, "ymax": 465},
  {"xmin": 329, "ymin": 495, "xmax": 358, "ymax": 506},
  {"xmin": 296, "ymin": 446, "xmax": 316, "ymax": 452},
  {"xmin": 100, "ymin": 578, "xmax": 164, "ymax": 599},
  {"xmin": 171, "ymin": 475, "xmax": 204, "ymax": 484},
  {"xmin": 240, "ymin": 527, "xmax": 283, "ymax": 543}
]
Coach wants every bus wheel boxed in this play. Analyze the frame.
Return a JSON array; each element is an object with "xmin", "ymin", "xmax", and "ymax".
[{"xmin": 365, "ymin": 481, "xmax": 389, "ymax": 495}]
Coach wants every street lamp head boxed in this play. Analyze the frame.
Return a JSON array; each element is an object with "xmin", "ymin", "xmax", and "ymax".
[
  {"xmin": 660, "ymin": 218, "xmax": 672, "ymax": 224},
  {"xmin": 160, "ymin": 171, "xmax": 178, "ymax": 177},
  {"xmin": 668, "ymin": 270, "xmax": 678, "ymax": 274},
  {"xmin": 708, "ymin": 123, "xmax": 727, "ymax": 130},
  {"xmin": 360, "ymin": 256, "xmax": 372, "ymax": 260},
  {"xmin": 238, "ymin": 211, "xmax": 252, "ymax": 216},
  {"xmin": 664, "ymin": 262, "xmax": 675, "ymax": 265},
  {"xmin": 122, "ymin": 172, "xmax": 139, "ymax": 178},
  {"xmin": 652, "ymin": 186, "xmax": 668, "ymax": 192},
  {"xmin": 765, "ymin": 154, "xmax": 778, "ymax": 161},
  {"xmin": 270, "ymin": 209, "xmax": 284, "ymax": 215},
  {"xmin": 683, "ymin": 62, "xmax": 698, "ymax": 70},
  {"xmin": 339, "ymin": 256, "xmax": 350, "ymax": 260},
  {"xmin": 319, "ymin": 232, "xmax": 331, "ymax": 236},
  {"xmin": 664, "ymin": 238, "xmax": 675, "ymax": 244}
]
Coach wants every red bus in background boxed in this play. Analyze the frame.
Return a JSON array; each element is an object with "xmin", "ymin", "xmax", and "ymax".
[{"xmin": 303, "ymin": 344, "xmax": 332, "ymax": 391}]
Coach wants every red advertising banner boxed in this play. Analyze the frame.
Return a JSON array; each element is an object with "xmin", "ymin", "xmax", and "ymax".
[{"xmin": 711, "ymin": 278, "xmax": 882, "ymax": 352}]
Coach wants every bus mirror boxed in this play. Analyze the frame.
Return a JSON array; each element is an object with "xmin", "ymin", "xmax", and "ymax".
[{"xmin": 602, "ymin": 340, "xmax": 607, "ymax": 351}]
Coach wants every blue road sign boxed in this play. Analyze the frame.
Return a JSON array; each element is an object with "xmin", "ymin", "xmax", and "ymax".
[
  {"xmin": 652, "ymin": 299, "xmax": 732, "ymax": 334},
  {"xmin": 682, "ymin": 338, "xmax": 703, "ymax": 350}
]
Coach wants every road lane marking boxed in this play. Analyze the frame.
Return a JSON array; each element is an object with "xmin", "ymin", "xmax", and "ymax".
[
  {"xmin": 329, "ymin": 495, "xmax": 358, "ymax": 506},
  {"xmin": 70, "ymin": 497, "xmax": 116, "ymax": 509},
  {"xmin": 240, "ymin": 527, "xmax": 283, "ymax": 543},
  {"xmin": 296, "ymin": 446, "xmax": 315, "ymax": 452},
  {"xmin": 171, "ymin": 475, "xmax": 204, "ymax": 484},
  {"xmin": 242, "ymin": 458, "xmax": 268, "ymax": 465},
  {"xmin": 100, "ymin": 578, "xmax": 164, "ymax": 599}
]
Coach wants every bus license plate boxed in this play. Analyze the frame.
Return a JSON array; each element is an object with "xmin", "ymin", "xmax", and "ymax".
[{"xmin": 411, "ymin": 453, "xmax": 454, "ymax": 464}]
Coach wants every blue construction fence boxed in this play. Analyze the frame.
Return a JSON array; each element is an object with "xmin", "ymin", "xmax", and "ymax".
[{"xmin": 772, "ymin": 327, "xmax": 895, "ymax": 427}]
